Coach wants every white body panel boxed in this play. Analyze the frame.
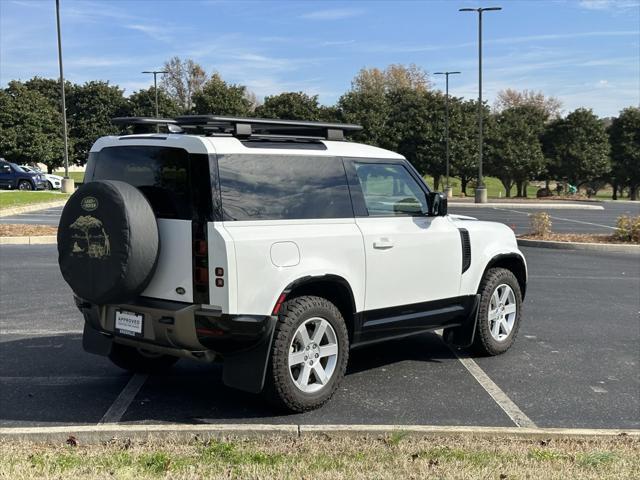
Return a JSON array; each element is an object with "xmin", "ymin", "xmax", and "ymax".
[
  {"xmin": 356, "ymin": 216, "xmax": 462, "ymax": 310},
  {"xmin": 219, "ymin": 219, "xmax": 366, "ymax": 315},
  {"xmin": 141, "ymin": 219, "xmax": 193, "ymax": 303},
  {"xmin": 452, "ymin": 219, "xmax": 527, "ymax": 296},
  {"xmin": 89, "ymin": 133, "xmax": 525, "ymax": 319}
]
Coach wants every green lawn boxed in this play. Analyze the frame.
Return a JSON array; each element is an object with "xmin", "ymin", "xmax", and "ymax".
[
  {"xmin": 52, "ymin": 170, "xmax": 85, "ymax": 183},
  {"xmin": 0, "ymin": 191, "xmax": 70, "ymax": 210},
  {"xmin": 0, "ymin": 434, "xmax": 636, "ymax": 479},
  {"xmin": 424, "ymin": 175, "xmax": 541, "ymax": 199}
]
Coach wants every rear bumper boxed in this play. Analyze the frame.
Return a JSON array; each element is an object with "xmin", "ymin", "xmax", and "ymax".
[
  {"xmin": 77, "ymin": 296, "xmax": 277, "ymax": 393},
  {"xmin": 76, "ymin": 296, "xmax": 274, "ymax": 357}
]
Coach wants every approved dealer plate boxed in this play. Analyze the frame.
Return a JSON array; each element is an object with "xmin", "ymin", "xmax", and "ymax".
[{"xmin": 115, "ymin": 310, "xmax": 144, "ymax": 338}]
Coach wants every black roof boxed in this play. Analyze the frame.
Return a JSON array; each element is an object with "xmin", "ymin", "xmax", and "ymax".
[{"xmin": 112, "ymin": 116, "xmax": 362, "ymax": 141}]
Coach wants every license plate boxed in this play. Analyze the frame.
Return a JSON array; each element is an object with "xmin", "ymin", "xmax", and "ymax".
[{"xmin": 115, "ymin": 310, "xmax": 144, "ymax": 338}]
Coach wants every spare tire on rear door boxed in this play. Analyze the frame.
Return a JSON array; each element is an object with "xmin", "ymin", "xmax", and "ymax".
[{"xmin": 57, "ymin": 180, "xmax": 160, "ymax": 305}]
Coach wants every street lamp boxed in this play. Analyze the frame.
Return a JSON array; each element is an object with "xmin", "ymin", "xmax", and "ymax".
[
  {"xmin": 434, "ymin": 71, "xmax": 461, "ymax": 199},
  {"xmin": 142, "ymin": 70, "xmax": 168, "ymax": 131},
  {"xmin": 55, "ymin": 0, "xmax": 73, "ymax": 193},
  {"xmin": 459, "ymin": 6, "xmax": 502, "ymax": 203}
]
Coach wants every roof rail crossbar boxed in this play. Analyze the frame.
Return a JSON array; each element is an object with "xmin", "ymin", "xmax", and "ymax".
[
  {"xmin": 174, "ymin": 115, "xmax": 362, "ymax": 141},
  {"xmin": 112, "ymin": 117, "xmax": 178, "ymax": 125}
]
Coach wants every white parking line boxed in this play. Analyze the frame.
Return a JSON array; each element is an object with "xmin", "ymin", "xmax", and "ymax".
[
  {"xmin": 98, "ymin": 374, "xmax": 148, "ymax": 424},
  {"xmin": 493, "ymin": 207, "xmax": 616, "ymax": 230},
  {"xmin": 452, "ymin": 350, "xmax": 537, "ymax": 428}
]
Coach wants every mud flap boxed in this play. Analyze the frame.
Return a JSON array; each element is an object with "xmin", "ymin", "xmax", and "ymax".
[
  {"xmin": 442, "ymin": 294, "xmax": 480, "ymax": 348},
  {"xmin": 82, "ymin": 322, "xmax": 113, "ymax": 357},
  {"xmin": 222, "ymin": 316, "xmax": 277, "ymax": 394}
]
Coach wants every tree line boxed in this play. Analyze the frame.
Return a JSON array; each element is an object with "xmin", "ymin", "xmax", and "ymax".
[{"xmin": 1, "ymin": 58, "xmax": 638, "ymax": 199}]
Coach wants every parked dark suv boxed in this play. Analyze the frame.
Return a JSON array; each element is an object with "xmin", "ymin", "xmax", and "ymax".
[{"xmin": 0, "ymin": 160, "xmax": 47, "ymax": 190}]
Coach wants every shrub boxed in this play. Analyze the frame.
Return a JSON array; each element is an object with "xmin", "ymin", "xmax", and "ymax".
[
  {"xmin": 530, "ymin": 212, "xmax": 552, "ymax": 237},
  {"xmin": 614, "ymin": 215, "xmax": 640, "ymax": 243}
]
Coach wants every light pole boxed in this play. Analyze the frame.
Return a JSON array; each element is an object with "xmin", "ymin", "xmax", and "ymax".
[
  {"xmin": 55, "ymin": 0, "xmax": 73, "ymax": 193},
  {"xmin": 459, "ymin": 6, "xmax": 501, "ymax": 203},
  {"xmin": 434, "ymin": 71, "xmax": 460, "ymax": 199},
  {"xmin": 142, "ymin": 70, "xmax": 168, "ymax": 132}
]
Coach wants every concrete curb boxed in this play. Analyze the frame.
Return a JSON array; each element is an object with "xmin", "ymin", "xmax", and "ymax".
[
  {"xmin": 449, "ymin": 202, "xmax": 604, "ymax": 210},
  {"xmin": 0, "ymin": 235, "xmax": 56, "ymax": 245},
  {"xmin": 0, "ymin": 200, "xmax": 67, "ymax": 217},
  {"xmin": 0, "ymin": 424, "xmax": 637, "ymax": 444},
  {"xmin": 517, "ymin": 238, "xmax": 639, "ymax": 254}
]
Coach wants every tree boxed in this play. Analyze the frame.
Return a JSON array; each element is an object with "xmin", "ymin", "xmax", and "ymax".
[
  {"xmin": 485, "ymin": 106, "xmax": 547, "ymax": 197},
  {"xmin": 192, "ymin": 73, "xmax": 253, "ymax": 116},
  {"xmin": 126, "ymin": 87, "xmax": 181, "ymax": 118},
  {"xmin": 338, "ymin": 64, "xmax": 431, "ymax": 148},
  {"xmin": 161, "ymin": 56, "xmax": 207, "ymax": 112},
  {"xmin": 67, "ymin": 81, "xmax": 128, "ymax": 165},
  {"xmin": 609, "ymin": 107, "xmax": 640, "ymax": 200},
  {"xmin": 449, "ymin": 98, "xmax": 489, "ymax": 196},
  {"xmin": 494, "ymin": 89, "xmax": 562, "ymax": 119},
  {"xmin": 543, "ymin": 108, "xmax": 610, "ymax": 188},
  {"xmin": 0, "ymin": 81, "xmax": 66, "ymax": 172},
  {"xmin": 255, "ymin": 92, "xmax": 321, "ymax": 120}
]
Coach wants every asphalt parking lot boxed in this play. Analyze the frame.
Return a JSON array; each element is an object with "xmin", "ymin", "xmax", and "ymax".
[
  {"xmin": 1, "ymin": 243, "xmax": 638, "ymax": 429},
  {"xmin": 2, "ymin": 201, "xmax": 638, "ymax": 234},
  {"xmin": 0, "ymin": 206, "xmax": 63, "ymax": 226},
  {"xmin": 450, "ymin": 201, "xmax": 639, "ymax": 235}
]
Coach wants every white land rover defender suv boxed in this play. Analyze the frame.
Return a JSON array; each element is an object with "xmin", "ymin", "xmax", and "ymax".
[{"xmin": 57, "ymin": 116, "xmax": 527, "ymax": 412}]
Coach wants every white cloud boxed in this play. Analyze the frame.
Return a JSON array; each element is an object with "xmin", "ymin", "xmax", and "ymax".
[
  {"xmin": 300, "ymin": 8, "xmax": 363, "ymax": 20},
  {"xmin": 578, "ymin": 0, "xmax": 640, "ymax": 10}
]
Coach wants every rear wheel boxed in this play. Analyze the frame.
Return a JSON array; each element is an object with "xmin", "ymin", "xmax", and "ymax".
[
  {"xmin": 18, "ymin": 180, "xmax": 32, "ymax": 191},
  {"xmin": 109, "ymin": 343, "xmax": 178, "ymax": 374},
  {"xmin": 472, "ymin": 267, "xmax": 523, "ymax": 356},
  {"xmin": 264, "ymin": 295, "xmax": 349, "ymax": 412}
]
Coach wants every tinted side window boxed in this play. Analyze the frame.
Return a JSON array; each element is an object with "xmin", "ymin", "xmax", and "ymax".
[
  {"xmin": 354, "ymin": 163, "xmax": 428, "ymax": 216},
  {"xmin": 218, "ymin": 154, "xmax": 352, "ymax": 220},
  {"xmin": 89, "ymin": 146, "xmax": 212, "ymax": 221}
]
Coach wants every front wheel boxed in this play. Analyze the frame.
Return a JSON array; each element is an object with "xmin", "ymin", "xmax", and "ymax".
[
  {"xmin": 264, "ymin": 295, "xmax": 349, "ymax": 412},
  {"xmin": 472, "ymin": 267, "xmax": 523, "ymax": 356},
  {"xmin": 18, "ymin": 180, "xmax": 33, "ymax": 191},
  {"xmin": 109, "ymin": 343, "xmax": 178, "ymax": 374},
  {"xmin": 46, "ymin": 181, "xmax": 53, "ymax": 190}
]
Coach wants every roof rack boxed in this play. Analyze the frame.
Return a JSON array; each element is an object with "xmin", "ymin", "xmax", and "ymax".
[
  {"xmin": 111, "ymin": 116, "xmax": 362, "ymax": 141},
  {"xmin": 112, "ymin": 117, "xmax": 183, "ymax": 134}
]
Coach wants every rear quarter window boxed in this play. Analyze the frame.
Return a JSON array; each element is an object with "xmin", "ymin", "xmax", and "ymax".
[
  {"xmin": 217, "ymin": 154, "xmax": 353, "ymax": 221},
  {"xmin": 87, "ymin": 146, "xmax": 212, "ymax": 221}
]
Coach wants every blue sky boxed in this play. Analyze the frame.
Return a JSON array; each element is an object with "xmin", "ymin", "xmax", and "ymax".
[{"xmin": 1, "ymin": 0, "xmax": 638, "ymax": 117}]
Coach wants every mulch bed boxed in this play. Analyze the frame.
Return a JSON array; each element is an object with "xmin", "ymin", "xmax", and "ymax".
[
  {"xmin": 520, "ymin": 233, "xmax": 638, "ymax": 245},
  {"xmin": 0, "ymin": 224, "xmax": 58, "ymax": 237}
]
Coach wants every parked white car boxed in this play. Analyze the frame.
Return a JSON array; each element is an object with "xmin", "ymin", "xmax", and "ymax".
[
  {"xmin": 19, "ymin": 165, "xmax": 63, "ymax": 190},
  {"xmin": 57, "ymin": 115, "xmax": 527, "ymax": 412}
]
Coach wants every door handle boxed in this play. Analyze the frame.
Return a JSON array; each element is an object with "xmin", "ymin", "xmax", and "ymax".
[{"xmin": 373, "ymin": 239, "xmax": 394, "ymax": 249}]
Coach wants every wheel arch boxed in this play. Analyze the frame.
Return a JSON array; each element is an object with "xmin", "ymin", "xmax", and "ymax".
[
  {"xmin": 482, "ymin": 253, "xmax": 528, "ymax": 299},
  {"xmin": 277, "ymin": 275, "xmax": 357, "ymax": 342}
]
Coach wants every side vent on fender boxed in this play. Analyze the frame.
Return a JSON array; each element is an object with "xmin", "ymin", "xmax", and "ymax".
[{"xmin": 459, "ymin": 228, "xmax": 471, "ymax": 273}]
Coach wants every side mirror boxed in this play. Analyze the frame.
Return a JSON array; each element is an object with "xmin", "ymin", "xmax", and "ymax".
[{"xmin": 428, "ymin": 192, "xmax": 448, "ymax": 216}]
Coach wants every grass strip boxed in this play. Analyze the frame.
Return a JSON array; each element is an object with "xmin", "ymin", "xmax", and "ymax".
[
  {"xmin": 0, "ymin": 192, "xmax": 70, "ymax": 210},
  {"xmin": 0, "ymin": 433, "xmax": 637, "ymax": 479}
]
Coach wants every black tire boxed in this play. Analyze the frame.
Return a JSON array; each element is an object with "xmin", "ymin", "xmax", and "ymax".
[
  {"xmin": 109, "ymin": 343, "xmax": 178, "ymax": 374},
  {"xmin": 264, "ymin": 295, "xmax": 349, "ymax": 412},
  {"xmin": 57, "ymin": 180, "xmax": 159, "ymax": 305},
  {"xmin": 46, "ymin": 181, "xmax": 53, "ymax": 190},
  {"xmin": 18, "ymin": 180, "xmax": 32, "ymax": 191},
  {"xmin": 472, "ymin": 267, "xmax": 523, "ymax": 356}
]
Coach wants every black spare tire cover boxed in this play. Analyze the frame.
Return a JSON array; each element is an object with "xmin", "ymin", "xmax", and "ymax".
[{"xmin": 57, "ymin": 180, "xmax": 160, "ymax": 304}]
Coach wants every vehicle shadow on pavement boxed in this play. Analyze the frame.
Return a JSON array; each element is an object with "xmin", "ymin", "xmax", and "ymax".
[
  {"xmin": 0, "ymin": 334, "xmax": 131, "ymax": 426},
  {"xmin": 0, "ymin": 332, "xmax": 462, "ymax": 426}
]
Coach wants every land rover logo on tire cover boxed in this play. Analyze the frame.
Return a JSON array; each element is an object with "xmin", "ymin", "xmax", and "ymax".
[{"xmin": 81, "ymin": 196, "xmax": 98, "ymax": 211}]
